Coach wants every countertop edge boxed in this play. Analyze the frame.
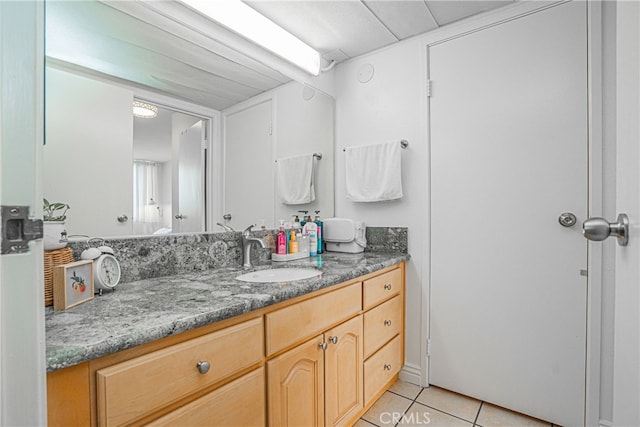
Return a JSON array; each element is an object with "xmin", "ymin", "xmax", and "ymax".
[{"xmin": 46, "ymin": 253, "xmax": 410, "ymax": 372}]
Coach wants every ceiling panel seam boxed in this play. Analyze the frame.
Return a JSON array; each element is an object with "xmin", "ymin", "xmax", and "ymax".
[
  {"xmin": 423, "ymin": 0, "xmax": 441, "ymax": 28},
  {"xmin": 360, "ymin": 1, "xmax": 401, "ymax": 42}
]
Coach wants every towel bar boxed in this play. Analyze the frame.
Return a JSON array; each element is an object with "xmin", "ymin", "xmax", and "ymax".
[
  {"xmin": 275, "ymin": 153, "xmax": 322, "ymax": 162},
  {"xmin": 342, "ymin": 140, "xmax": 409, "ymax": 152}
]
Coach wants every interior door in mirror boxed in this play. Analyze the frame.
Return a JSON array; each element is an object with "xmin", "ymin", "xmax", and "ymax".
[{"xmin": 174, "ymin": 120, "xmax": 205, "ymax": 233}]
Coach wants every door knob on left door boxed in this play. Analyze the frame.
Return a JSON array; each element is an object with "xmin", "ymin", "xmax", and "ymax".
[{"xmin": 582, "ymin": 213, "xmax": 629, "ymax": 246}]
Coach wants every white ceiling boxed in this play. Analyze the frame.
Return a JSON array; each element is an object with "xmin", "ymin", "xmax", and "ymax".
[{"xmin": 46, "ymin": 0, "xmax": 514, "ymax": 111}]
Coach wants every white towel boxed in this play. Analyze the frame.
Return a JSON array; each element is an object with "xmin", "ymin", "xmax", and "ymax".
[
  {"xmin": 276, "ymin": 154, "xmax": 316, "ymax": 204},
  {"xmin": 345, "ymin": 141, "xmax": 403, "ymax": 202}
]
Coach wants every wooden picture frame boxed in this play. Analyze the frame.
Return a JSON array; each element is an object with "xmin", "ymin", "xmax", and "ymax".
[{"xmin": 53, "ymin": 259, "xmax": 94, "ymax": 310}]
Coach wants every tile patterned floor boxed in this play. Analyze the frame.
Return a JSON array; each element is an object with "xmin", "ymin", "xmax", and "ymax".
[{"xmin": 356, "ymin": 380, "xmax": 559, "ymax": 427}]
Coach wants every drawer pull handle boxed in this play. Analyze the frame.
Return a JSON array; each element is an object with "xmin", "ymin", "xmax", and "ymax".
[
  {"xmin": 384, "ymin": 284, "xmax": 392, "ymax": 291},
  {"xmin": 319, "ymin": 342, "xmax": 328, "ymax": 351},
  {"xmin": 196, "ymin": 361, "xmax": 211, "ymax": 374},
  {"xmin": 329, "ymin": 336, "xmax": 338, "ymax": 345},
  {"xmin": 384, "ymin": 364, "xmax": 392, "ymax": 371},
  {"xmin": 384, "ymin": 320, "xmax": 392, "ymax": 326}
]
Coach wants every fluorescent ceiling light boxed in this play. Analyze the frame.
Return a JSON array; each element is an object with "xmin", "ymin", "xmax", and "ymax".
[
  {"xmin": 132, "ymin": 101, "xmax": 158, "ymax": 118},
  {"xmin": 180, "ymin": 0, "xmax": 321, "ymax": 76}
]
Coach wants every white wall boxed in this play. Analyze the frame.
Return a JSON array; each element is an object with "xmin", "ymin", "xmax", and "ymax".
[
  {"xmin": 223, "ymin": 81, "xmax": 335, "ymax": 229},
  {"xmin": 274, "ymin": 83, "xmax": 334, "ymax": 224},
  {"xmin": 334, "ymin": 5, "xmax": 618, "ymax": 424},
  {"xmin": 335, "ymin": 38, "xmax": 426, "ymax": 382},
  {"xmin": 44, "ymin": 66, "xmax": 134, "ymax": 237}
]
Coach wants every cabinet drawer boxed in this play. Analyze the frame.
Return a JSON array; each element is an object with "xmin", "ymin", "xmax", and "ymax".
[
  {"xmin": 97, "ymin": 317, "xmax": 264, "ymax": 427},
  {"xmin": 147, "ymin": 367, "xmax": 265, "ymax": 427},
  {"xmin": 363, "ymin": 268, "xmax": 402, "ymax": 310},
  {"xmin": 363, "ymin": 295, "xmax": 402, "ymax": 358},
  {"xmin": 364, "ymin": 334, "xmax": 402, "ymax": 404},
  {"xmin": 266, "ymin": 282, "xmax": 361, "ymax": 356}
]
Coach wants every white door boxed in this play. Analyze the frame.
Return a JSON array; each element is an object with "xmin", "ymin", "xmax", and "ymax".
[
  {"xmin": 612, "ymin": 2, "xmax": 640, "ymax": 425},
  {"xmin": 223, "ymin": 100, "xmax": 274, "ymax": 230},
  {"xmin": 429, "ymin": 3, "xmax": 587, "ymax": 426},
  {"xmin": 174, "ymin": 121, "xmax": 205, "ymax": 233},
  {"xmin": 0, "ymin": 1, "xmax": 47, "ymax": 425}
]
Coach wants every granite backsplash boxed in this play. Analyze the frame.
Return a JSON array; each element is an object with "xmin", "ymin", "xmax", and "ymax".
[{"xmin": 66, "ymin": 227, "xmax": 407, "ymax": 284}]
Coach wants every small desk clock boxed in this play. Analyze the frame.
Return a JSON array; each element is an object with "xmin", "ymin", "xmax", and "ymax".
[{"xmin": 81, "ymin": 245, "xmax": 121, "ymax": 294}]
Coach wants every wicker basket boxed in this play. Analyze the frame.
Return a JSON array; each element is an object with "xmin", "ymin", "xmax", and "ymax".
[{"xmin": 44, "ymin": 247, "xmax": 74, "ymax": 307}]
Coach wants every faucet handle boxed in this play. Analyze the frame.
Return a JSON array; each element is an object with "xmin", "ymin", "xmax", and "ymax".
[{"xmin": 243, "ymin": 224, "xmax": 255, "ymax": 236}]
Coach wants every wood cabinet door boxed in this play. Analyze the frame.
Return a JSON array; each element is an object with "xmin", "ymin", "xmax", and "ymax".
[
  {"xmin": 324, "ymin": 315, "xmax": 363, "ymax": 427},
  {"xmin": 267, "ymin": 335, "xmax": 325, "ymax": 427}
]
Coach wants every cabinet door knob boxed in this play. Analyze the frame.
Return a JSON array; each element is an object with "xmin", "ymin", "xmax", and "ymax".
[
  {"xmin": 384, "ymin": 320, "xmax": 392, "ymax": 326},
  {"xmin": 319, "ymin": 342, "xmax": 328, "ymax": 351},
  {"xmin": 384, "ymin": 364, "xmax": 392, "ymax": 371},
  {"xmin": 384, "ymin": 283, "xmax": 392, "ymax": 291},
  {"xmin": 196, "ymin": 361, "xmax": 211, "ymax": 374},
  {"xmin": 329, "ymin": 336, "xmax": 338, "ymax": 345}
]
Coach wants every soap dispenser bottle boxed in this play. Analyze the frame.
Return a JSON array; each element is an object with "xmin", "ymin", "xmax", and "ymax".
[
  {"xmin": 304, "ymin": 221, "xmax": 318, "ymax": 257},
  {"xmin": 276, "ymin": 220, "xmax": 287, "ymax": 255},
  {"xmin": 289, "ymin": 231, "xmax": 298, "ymax": 254},
  {"xmin": 314, "ymin": 211, "xmax": 323, "ymax": 254}
]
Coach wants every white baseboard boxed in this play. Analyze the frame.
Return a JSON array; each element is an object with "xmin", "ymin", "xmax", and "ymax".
[{"xmin": 399, "ymin": 363, "xmax": 423, "ymax": 386}]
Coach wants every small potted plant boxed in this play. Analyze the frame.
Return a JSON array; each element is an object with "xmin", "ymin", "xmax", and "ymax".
[{"xmin": 43, "ymin": 198, "xmax": 70, "ymax": 250}]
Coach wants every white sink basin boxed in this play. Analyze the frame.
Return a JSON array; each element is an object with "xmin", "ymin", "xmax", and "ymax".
[{"xmin": 236, "ymin": 268, "xmax": 321, "ymax": 283}]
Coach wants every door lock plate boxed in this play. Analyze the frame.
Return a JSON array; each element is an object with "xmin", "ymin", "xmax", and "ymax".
[
  {"xmin": 558, "ymin": 212, "xmax": 577, "ymax": 227},
  {"xmin": 1, "ymin": 206, "xmax": 43, "ymax": 254}
]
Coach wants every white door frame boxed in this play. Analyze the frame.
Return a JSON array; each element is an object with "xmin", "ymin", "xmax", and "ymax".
[
  {"xmin": 612, "ymin": 1, "xmax": 640, "ymax": 425},
  {"xmin": 421, "ymin": 2, "xmax": 604, "ymax": 425},
  {"xmin": 0, "ymin": 1, "xmax": 47, "ymax": 425}
]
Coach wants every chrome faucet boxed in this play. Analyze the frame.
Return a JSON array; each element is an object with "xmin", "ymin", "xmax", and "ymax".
[{"xmin": 242, "ymin": 224, "xmax": 267, "ymax": 268}]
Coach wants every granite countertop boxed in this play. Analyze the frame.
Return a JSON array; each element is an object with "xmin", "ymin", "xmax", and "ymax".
[{"xmin": 46, "ymin": 252, "xmax": 410, "ymax": 372}]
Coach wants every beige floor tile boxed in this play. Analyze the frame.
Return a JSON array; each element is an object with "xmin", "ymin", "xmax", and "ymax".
[
  {"xmin": 476, "ymin": 403, "xmax": 551, "ymax": 427},
  {"xmin": 389, "ymin": 379, "xmax": 424, "ymax": 400},
  {"xmin": 353, "ymin": 418, "xmax": 378, "ymax": 427},
  {"xmin": 362, "ymin": 391, "xmax": 413, "ymax": 426},
  {"xmin": 397, "ymin": 402, "xmax": 472, "ymax": 427},
  {"xmin": 415, "ymin": 386, "xmax": 481, "ymax": 423}
]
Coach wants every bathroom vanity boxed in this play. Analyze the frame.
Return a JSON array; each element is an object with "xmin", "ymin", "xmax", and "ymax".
[{"xmin": 46, "ymin": 253, "xmax": 408, "ymax": 427}]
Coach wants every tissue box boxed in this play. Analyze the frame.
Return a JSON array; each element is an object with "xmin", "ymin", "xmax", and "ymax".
[{"xmin": 323, "ymin": 218, "xmax": 366, "ymax": 253}]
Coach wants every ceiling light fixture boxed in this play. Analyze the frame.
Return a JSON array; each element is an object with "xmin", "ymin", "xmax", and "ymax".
[
  {"xmin": 132, "ymin": 101, "xmax": 158, "ymax": 118},
  {"xmin": 180, "ymin": 0, "xmax": 321, "ymax": 76}
]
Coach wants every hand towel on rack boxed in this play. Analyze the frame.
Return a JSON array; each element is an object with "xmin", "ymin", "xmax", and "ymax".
[
  {"xmin": 345, "ymin": 141, "xmax": 403, "ymax": 202},
  {"xmin": 276, "ymin": 154, "xmax": 316, "ymax": 205}
]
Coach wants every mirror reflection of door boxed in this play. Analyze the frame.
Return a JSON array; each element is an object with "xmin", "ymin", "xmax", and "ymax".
[
  {"xmin": 133, "ymin": 102, "xmax": 206, "ymax": 235},
  {"xmin": 174, "ymin": 121, "xmax": 205, "ymax": 233}
]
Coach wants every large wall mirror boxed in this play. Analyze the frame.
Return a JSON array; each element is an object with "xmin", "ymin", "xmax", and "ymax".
[{"xmin": 44, "ymin": 0, "xmax": 334, "ymax": 238}]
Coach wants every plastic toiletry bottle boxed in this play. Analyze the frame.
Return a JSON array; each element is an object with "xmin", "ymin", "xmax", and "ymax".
[
  {"xmin": 289, "ymin": 231, "xmax": 298, "ymax": 254},
  {"xmin": 299, "ymin": 211, "xmax": 308, "ymax": 226},
  {"xmin": 285, "ymin": 221, "xmax": 291, "ymax": 254},
  {"xmin": 293, "ymin": 214, "xmax": 301, "ymax": 228},
  {"xmin": 304, "ymin": 221, "xmax": 318, "ymax": 256},
  {"xmin": 298, "ymin": 231, "xmax": 309, "ymax": 255},
  {"xmin": 276, "ymin": 220, "xmax": 287, "ymax": 255},
  {"xmin": 314, "ymin": 211, "xmax": 323, "ymax": 254}
]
